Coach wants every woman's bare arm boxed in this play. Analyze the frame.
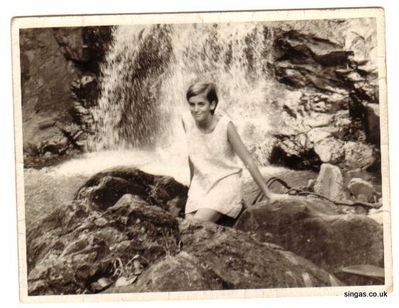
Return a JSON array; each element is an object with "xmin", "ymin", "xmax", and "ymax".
[
  {"xmin": 188, "ymin": 157, "xmax": 194, "ymax": 184},
  {"xmin": 227, "ymin": 121, "xmax": 273, "ymax": 201}
]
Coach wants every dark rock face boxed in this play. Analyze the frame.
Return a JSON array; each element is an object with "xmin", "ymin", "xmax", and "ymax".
[
  {"xmin": 234, "ymin": 196, "xmax": 384, "ymax": 285},
  {"xmin": 20, "ymin": 28, "xmax": 81, "ymax": 167},
  {"xmin": 20, "ymin": 27, "xmax": 113, "ymax": 168},
  {"xmin": 268, "ymin": 26, "xmax": 380, "ymax": 172},
  {"xmin": 53, "ymin": 27, "xmax": 113, "ymax": 74}
]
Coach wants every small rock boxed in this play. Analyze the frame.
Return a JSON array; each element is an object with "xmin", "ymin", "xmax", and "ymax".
[
  {"xmin": 307, "ymin": 113, "xmax": 333, "ymax": 127},
  {"xmin": 348, "ymin": 178, "xmax": 376, "ymax": 202},
  {"xmin": 90, "ymin": 277, "xmax": 113, "ymax": 292},
  {"xmin": 343, "ymin": 142, "xmax": 376, "ymax": 169},
  {"xmin": 114, "ymin": 276, "xmax": 137, "ymax": 287},
  {"xmin": 307, "ymin": 179, "xmax": 315, "ymax": 191},
  {"xmin": 307, "ymin": 128, "xmax": 331, "ymax": 144},
  {"xmin": 314, "ymin": 138, "xmax": 345, "ymax": 164},
  {"xmin": 314, "ymin": 163, "xmax": 345, "ymax": 201}
]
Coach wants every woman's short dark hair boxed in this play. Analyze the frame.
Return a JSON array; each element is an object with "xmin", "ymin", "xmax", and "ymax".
[{"xmin": 186, "ymin": 82, "xmax": 219, "ymax": 114}]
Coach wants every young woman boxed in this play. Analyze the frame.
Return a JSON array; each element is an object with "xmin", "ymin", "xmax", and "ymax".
[{"xmin": 182, "ymin": 82, "xmax": 275, "ymax": 223}]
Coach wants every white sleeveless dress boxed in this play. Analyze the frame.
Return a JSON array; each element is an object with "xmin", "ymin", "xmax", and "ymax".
[{"xmin": 183, "ymin": 113, "xmax": 243, "ymax": 218}]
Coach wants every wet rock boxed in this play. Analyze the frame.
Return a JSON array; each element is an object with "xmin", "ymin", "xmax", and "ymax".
[
  {"xmin": 27, "ymin": 191, "xmax": 180, "ymax": 295},
  {"xmin": 347, "ymin": 178, "xmax": 377, "ymax": 202},
  {"xmin": 178, "ymin": 220, "xmax": 340, "ymax": 289},
  {"xmin": 105, "ymin": 252, "xmax": 225, "ymax": 293},
  {"xmin": 307, "ymin": 128, "xmax": 332, "ymax": 144},
  {"xmin": 53, "ymin": 27, "xmax": 113, "ymax": 72},
  {"xmin": 267, "ymin": 24, "xmax": 379, "ymax": 174},
  {"xmin": 343, "ymin": 142, "xmax": 376, "ymax": 170},
  {"xmin": 314, "ymin": 138, "xmax": 345, "ymax": 164},
  {"xmin": 269, "ymin": 134, "xmax": 322, "ymax": 171},
  {"xmin": 234, "ymin": 196, "xmax": 384, "ymax": 285},
  {"xmin": 314, "ymin": 163, "xmax": 345, "ymax": 200},
  {"xmin": 20, "ymin": 29, "xmax": 79, "ymax": 158},
  {"xmin": 53, "ymin": 28, "xmax": 88, "ymax": 62},
  {"xmin": 20, "ymin": 27, "xmax": 113, "ymax": 169},
  {"xmin": 365, "ymin": 103, "xmax": 380, "ymax": 145},
  {"xmin": 307, "ymin": 113, "xmax": 333, "ymax": 127},
  {"xmin": 74, "ymin": 167, "xmax": 188, "ymax": 216},
  {"xmin": 70, "ymin": 74, "xmax": 98, "ymax": 107},
  {"xmin": 334, "ymin": 264, "xmax": 385, "ymax": 286}
]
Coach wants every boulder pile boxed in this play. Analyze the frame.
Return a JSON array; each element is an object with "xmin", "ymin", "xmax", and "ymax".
[{"xmin": 27, "ymin": 167, "xmax": 384, "ymax": 295}]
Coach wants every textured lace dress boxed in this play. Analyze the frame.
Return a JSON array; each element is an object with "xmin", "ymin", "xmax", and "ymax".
[{"xmin": 183, "ymin": 113, "xmax": 243, "ymax": 218}]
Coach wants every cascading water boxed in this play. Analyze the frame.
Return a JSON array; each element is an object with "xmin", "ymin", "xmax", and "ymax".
[
  {"xmin": 56, "ymin": 22, "xmax": 289, "ymax": 182},
  {"xmin": 90, "ymin": 22, "xmax": 278, "ymax": 152},
  {"xmin": 89, "ymin": 25, "xmax": 173, "ymax": 150}
]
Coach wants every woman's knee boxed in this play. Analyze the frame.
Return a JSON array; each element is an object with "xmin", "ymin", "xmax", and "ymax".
[{"xmin": 194, "ymin": 208, "xmax": 222, "ymax": 222}]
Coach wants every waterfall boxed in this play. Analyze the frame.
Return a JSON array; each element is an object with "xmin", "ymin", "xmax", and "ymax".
[{"xmin": 89, "ymin": 22, "xmax": 278, "ymax": 154}]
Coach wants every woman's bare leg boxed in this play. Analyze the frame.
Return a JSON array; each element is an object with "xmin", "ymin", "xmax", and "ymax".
[
  {"xmin": 185, "ymin": 212, "xmax": 195, "ymax": 220},
  {"xmin": 193, "ymin": 208, "xmax": 222, "ymax": 223}
]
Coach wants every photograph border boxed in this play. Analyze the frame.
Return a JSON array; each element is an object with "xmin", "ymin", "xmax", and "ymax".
[{"xmin": 11, "ymin": 7, "xmax": 391, "ymax": 303}]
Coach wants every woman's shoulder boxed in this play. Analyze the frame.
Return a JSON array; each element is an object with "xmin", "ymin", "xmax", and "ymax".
[{"xmin": 218, "ymin": 112, "xmax": 235, "ymax": 127}]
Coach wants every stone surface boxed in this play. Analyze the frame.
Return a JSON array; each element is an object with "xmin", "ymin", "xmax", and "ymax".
[
  {"xmin": 234, "ymin": 196, "xmax": 384, "ymax": 285},
  {"xmin": 314, "ymin": 163, "xmax": 345, "ymax": 201},
  {"xmin": 20, "ymin": 29, "xmax": 79, "ymax": 159},
  {"xmin": 343, "ymin": 142, "xmax": 376, "ymax": 170},
  {"xmin": 27, "ymin": 192, "xmax": 180, "ymax": 295},
  {"xmin": 178, "ymin": 219, "xmax": 340, "ymax": 289},
  {"xmin": 266, "ymin": 23, "xmax": 380, "ymax": 173},
  {"xmin": 347, "ymin": 178, "xmax": 377, "ymax": 202},
  {"xmin": 105, "ymin": 252, "xmax": 225, "ymax": 293},
  {"xmin": 107, "ymin": 218, "xmax": 342, "ymax": 293},
  {"xmin": 20, "ymin": 27, "xmax": 113, "ymax": 168},
  {"xmin": 74, "ymin": 167, "xmax": 188, "ymax": 216},
  {"xmin": 314, "ymin": 138, "xmax": 345, "ymax": 164},
  {"xmin": 365, "ymin": 103, "xmax": 380, "ymax": 146},
  {"xmin": 26, "ymin": 167, "xmax": 188, "ymax": 295}
]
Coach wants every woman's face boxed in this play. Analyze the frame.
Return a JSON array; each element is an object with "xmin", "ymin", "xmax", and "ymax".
[{"xmin": 188, "ymin": 93, "xmax": 216, "ymax": 122}]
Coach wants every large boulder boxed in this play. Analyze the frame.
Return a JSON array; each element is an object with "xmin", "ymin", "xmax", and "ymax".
[
  {"xmin": 74, "ymin": 167, "xmax": 188, "ymax": 216},
  {"xmin": 234, "ymin": 196, "xmax": 384, "ymax": 285},
  {"xmin": 26, "ymin": 167, "xmax": 188, "ymax": 295},
  {"xmin": 105, "ymin": 251, "xmax": 225, "ymax": 293},
  {"xmin": 27, "ymin": 193, "xmax": 180, "ymax": 295},
  {"xmin": 177, "ymin": 220, "xmax": 340, "ymax": 289},
  {"xmin": 107, "ymin": 219, "xmax": 342, "ymax": 293}
]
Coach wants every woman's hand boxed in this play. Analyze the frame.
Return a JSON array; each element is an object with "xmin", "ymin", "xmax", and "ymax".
[{"xmin": 265, "ymin": 192, "xmax": 293, "ymax": 205}]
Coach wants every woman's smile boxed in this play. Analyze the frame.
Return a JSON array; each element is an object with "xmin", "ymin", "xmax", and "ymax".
[{"xmin": 188, "ymin": 93, "xmax": 215, "ymax": 123}]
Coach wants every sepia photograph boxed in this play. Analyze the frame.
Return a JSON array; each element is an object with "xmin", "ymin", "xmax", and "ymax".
[{"xmin": 11, "ymin": 7, "xmax": 391, "ymax": 303}]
